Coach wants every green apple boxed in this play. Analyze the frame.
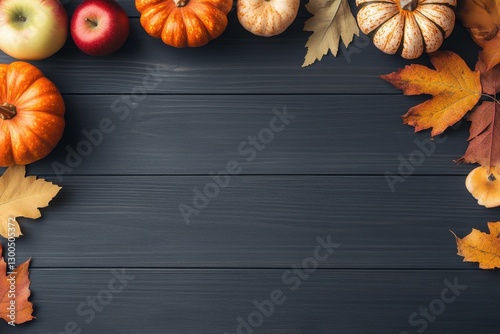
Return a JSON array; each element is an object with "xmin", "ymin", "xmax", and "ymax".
[{"xmin": 0, "ymin": 0, "xmax": 68, "ymax": 60}]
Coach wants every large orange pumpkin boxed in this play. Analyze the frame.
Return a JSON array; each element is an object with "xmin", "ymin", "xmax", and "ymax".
[
  {"xmin": 0, "ymin": 61, "xmax": 65, "ymax": 166},
  {"xmin": 136, "ymin": 0, "xmax": 233, "ymax": 48}
]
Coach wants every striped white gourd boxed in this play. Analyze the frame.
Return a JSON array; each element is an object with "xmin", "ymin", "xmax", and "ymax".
[{"xmin": 356, "ymin": 0, "xmax": 457, "ymax": 59}]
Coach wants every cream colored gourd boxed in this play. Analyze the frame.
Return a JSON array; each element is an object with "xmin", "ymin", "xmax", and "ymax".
[
  {"xmin": 356, "ymin": 0, "xmax": 457, "ymax": 59},
  {"xmin": 466, "ymin": 166, "xmax": 500, "ymax": 208},
  {"xmin": 237, "ymin": 0, "xmax": 300, "ymax": 37}
]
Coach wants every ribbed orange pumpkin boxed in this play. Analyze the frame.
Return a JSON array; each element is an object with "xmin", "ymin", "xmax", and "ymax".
[
  {"xmin": 356, "ymin": 0, "xmax": 457, "ymax": 59},
  {"xmin": 136, "ymin": 0, "xmax": 233, "ymax": 48},
  {"xmin": 0, "ymin": 61, "xmax": 65, "ymax": 166}
]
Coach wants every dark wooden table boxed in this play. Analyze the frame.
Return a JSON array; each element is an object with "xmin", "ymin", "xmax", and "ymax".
[{"xmin": 1, "ymin": 1, "xmax": 499, "ymax": 333}]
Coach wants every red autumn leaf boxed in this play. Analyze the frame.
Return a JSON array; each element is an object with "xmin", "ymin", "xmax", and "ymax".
[
  {"xmin": 458, "ymin": 101, "xmax": 500, "ymax": 168},
  {"xmin": 0, "ymin": 244, "xmax": 34, "ymax": 325},
  {"xmin": 476, "ymin": 61, "xmax": 500, "ymax": 95}
]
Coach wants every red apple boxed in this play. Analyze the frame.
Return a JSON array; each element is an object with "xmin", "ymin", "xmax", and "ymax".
[
  {"xmin": 0, "ymin": 0, "xmax": 68, "ymax": 60},
  {"xmin": 70, "ymin": 0, "xmax": 129, "ymax": 56}
]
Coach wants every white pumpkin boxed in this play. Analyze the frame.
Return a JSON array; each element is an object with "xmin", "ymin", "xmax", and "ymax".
[
  {"xmin": 356, "ymin": 0, "xmax": 457, "ymax": 59},
  {"xmin": 237, "ymin": 0, "xmax": 300, "ymax": 37}
]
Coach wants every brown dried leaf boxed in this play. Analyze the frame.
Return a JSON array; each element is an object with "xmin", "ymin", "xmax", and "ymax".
[
  {"xmin": 458, "ymin": 101, "xmax": 500, "ymax": 168},
  {"xmin": 302, "ymin": 0, "xmax": 359, "ymax": 67},
  {"xmin": 476, "ymin": 61, "xmax": 500, "ymax": 95}
]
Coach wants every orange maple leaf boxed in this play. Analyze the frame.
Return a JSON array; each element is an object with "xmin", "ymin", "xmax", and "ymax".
[
  {"xmin": 381, "ymin": 51, "xmax": 482, "ymax": 137},
  {"xmin": 0, "ymin": 244, "xmax": 34, "ymax": 325},
  {"xmin": 452, "ymin": 222, "xmax": 500, "ymax": 269}
]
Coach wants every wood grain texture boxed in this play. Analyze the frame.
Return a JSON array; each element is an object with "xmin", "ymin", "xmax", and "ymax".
[
  {"xmin": 14, "ymin": 95, "xmax": 471, "ymax": 175},
  {"xmin": 10, "ymin": 175, "xmax": 499, "ymax": 269},
  {"xmin": 0, "ymin": 269, "xmax": 497, "ymax": 334}
]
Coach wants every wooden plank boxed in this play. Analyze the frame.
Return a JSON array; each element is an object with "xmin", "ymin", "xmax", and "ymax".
[
  {"xmin": 16, "ymin": 95, "xmax": 472, "ymax": 176},
  {"xmin": 0, "ymin": 269, "xmax": 497, "ymax": 333},
  {"xmin": 0, "ymin": 18, "xmax": 479, "ymax": 94},
  {"xmin": 9, "ymin": 175, "xmax": 494, "ymax": 269}
]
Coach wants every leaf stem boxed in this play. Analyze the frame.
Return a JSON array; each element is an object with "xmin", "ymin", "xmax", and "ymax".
[{"xmin": 482, "ymin": 93, "xmax": 500, "ymax": 105}]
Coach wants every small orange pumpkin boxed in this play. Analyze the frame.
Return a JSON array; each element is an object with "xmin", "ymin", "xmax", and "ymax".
[
  {"xmin": 356, "ymin": 0, "xmax": 457, "ymax": 59},
  {"xmin": 0, "ymin": 61, "xmax": 65, "ymax": 166},
  {"xmin": 136, "ymin": 0, "xmax": 233, "ymax": 48}
]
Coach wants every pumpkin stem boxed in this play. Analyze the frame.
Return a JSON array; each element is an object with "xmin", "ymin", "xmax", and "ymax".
[
  {"xmin": 0, "ymin": 103, "xmax": 16, "ymax": 120},
  {"xmin": 400, "ymin": 0, "xmax": 418, "ymax": 11},
  {"xmin": 173, "ymin": 0, "xmax": 188, "ymax": 7}
]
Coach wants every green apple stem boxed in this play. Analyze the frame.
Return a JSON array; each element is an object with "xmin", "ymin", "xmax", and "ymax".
[
  {"xmin": 400, "ymin": 0, "xmax": 418, "ymax": 10},
  {"xmin": 173, "ymin": 0, "xmax": 189, "ymax": 7},
  {"xmin": 0, "ymin": 103, "xmax": 16, "ymax": 120},
  {"xmin": 18, "ymin": 15, "xmax": 26, "ymax": 22},
  {"xmin": 85, "ymin": 17, "xmax": 98, "ymax": 27}
]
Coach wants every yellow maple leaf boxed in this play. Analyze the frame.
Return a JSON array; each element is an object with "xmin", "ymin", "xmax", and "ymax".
[
  {"xmin": 381, "ymin": 51, "xmax": 482, "ymax": 137},
  {"xmin": 302, "ymin": 0, "xmax": 359, "ymax": 67},
  {"xmin": 0, "ymin": 165, "xmax": 61, "ymax": 238},
  {"xmin": 452, "ymin": 222, "xmax": 500, "ymax": 270}
]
